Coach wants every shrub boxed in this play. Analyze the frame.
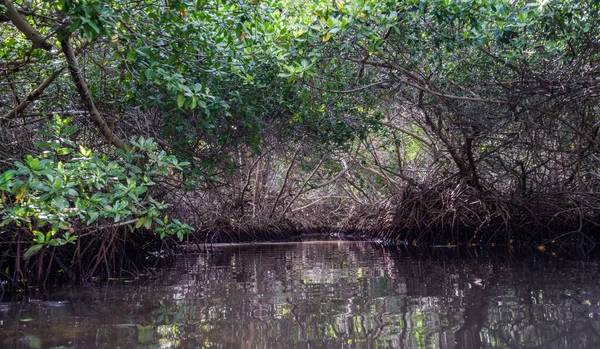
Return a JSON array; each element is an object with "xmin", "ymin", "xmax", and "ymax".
[{"xmin": 0, "ymin": 115, "xmax": 194, "ymax": 260}]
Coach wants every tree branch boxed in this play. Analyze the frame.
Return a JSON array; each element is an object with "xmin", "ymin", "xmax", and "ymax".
[
  {"xmin": 378, "ymin": 121, "xmax": 433, "ymax": 148},
  {"xmin": 60, "ymin": 32, "xmax": 127, "ymax": 150},
  {"xmin": 345, "ymin": 56, "xmax": 510, "ymax": 104},
  {"xmin": 1, "ymin": 40, "xmax": 88, "ymax": 77},
  {"xmin": 269, "ymin": 151, "xmax": 298, "ymax": 218},
  {"xmin": 308, "ymin": 80, "xmax": 391, "ymax": 94},
  {"xmin": 279, "ymin": 156, "xmax": 324, "ymax": 220},
  {"xmin": 1, "ymin": 67, "xmax": 65, "ymax": 120},
  {"xmin": 0, "ymin": 0, "xmax": 52, "ymax": 51}
]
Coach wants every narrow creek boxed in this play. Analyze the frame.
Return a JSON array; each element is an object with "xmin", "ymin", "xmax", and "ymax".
[{"xmin": 2, "ymin": 241, "xmax": 600, "ymax": 348}]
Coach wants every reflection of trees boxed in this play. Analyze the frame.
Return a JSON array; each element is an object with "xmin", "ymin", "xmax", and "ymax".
[
  {"xmin": 3, "ymin": 243, "xmax": 600, "ymax": 348},
  {"xmin": 151, "ymin": 244, "xmax": 600, "ymax": 348}
]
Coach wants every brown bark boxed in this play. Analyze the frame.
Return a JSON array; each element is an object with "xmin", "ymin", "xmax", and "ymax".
[
  {"xmin": 0, "ymin": 0, "xmax": 52, "ymax": 51},
  {"xmin": 59, "ymin": 33, "xmax": 127, "ymax": 150},
  {"xmin": 1, "ymin": 41, "xmax": 89, "ymax": 120},
  {"xmin": 252, "ymin": 160, "xmax": 262, "ymax": 217},
  {"xmin": 279, "ymin": 156, "xmax": 324, "ymax": 220},
  {"xmin": 269, "ymin": 151, "xmax": 298, "ymax": 218}
]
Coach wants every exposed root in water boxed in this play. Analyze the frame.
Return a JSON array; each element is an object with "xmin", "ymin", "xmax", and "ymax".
[
  {"xmin": 339, "ymin": 183, "xmax": 600, "ymax": 255},
  {"xmin": 0, "ymin": 227, "xmax": 178, "ymax": 293},
  {"xmin": 3, "ymin": 177, "xmax": 600, "ymax": 292}
]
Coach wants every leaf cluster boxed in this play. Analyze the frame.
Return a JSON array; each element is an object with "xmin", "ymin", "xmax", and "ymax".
[{"xmin": 0, "ymin": 115, "xmax": 193, "ymax": 259}]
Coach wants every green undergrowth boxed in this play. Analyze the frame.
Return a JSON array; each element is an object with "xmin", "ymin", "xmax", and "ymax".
[{"xmin": 0, "ymin": 115, "xmax": 193, "ymax": 286}]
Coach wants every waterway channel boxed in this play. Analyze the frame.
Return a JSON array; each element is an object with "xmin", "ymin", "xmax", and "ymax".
[{"xmin": 2, "ymin": 241, "xmax": 600, "ymax": 348}]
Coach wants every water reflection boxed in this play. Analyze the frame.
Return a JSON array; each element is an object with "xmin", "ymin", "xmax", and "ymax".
[{"xmin": 2, "ymin": 241, "xmax": 600, "ymax": 348}]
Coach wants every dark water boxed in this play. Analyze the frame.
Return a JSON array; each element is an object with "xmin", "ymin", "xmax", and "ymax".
[{"xmin": 2, "ymin": 241, "xmax": 600, "ymax": 348}]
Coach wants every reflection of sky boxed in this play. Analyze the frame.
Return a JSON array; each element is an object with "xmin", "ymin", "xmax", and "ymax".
[{"xmin": 2, "ymin": 242, "xmax": 600, "ymax": 348}]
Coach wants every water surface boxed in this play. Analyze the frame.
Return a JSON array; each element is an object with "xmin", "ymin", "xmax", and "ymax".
[{"xmin": 2, "ymin": 241, "xmax": 600, "ymax": 348}]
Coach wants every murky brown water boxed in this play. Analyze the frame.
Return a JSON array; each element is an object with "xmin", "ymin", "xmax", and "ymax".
[{"xmin": 2, "ymin": 241, "xmax": 600, "ymax": 348}]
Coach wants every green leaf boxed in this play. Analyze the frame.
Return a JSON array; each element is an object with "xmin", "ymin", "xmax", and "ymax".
[
  {"xmin": 23, "ymin": 244, "xmax": 44, "ymax": 260},
  {"xmin": 177, "ymin": 94, "xmax": 185, "ymax": 108},
  {"xmin": 87, "ymin": 18, "xmax": 101, "ymax": 34},
  {"xmin": 126, "ymin": 49, "xmax": 136, "ymax": 62},
  {"xmin": 56, "ymin": 147, "xmax": 71, "ymax": 155},
  {"xmin": 27, "ymin": 156, "xmax": 40, "ymax": 170},
  {"xmin": 65, "ymin": 188, "xmax": 79, "ymax": 197},
  {"xmin": 135, "ymin": 217, "xmax": 145, "ymax": 229},
  {"xmin": 88, "ymin": 211, "xmax": 99, "ymax": 224},
  {"xmin": 0, "ymin": 170, "xmax": 15, "ymax": 183},
  {"xmin": 33, "ymin": 230, "xmax": 45, "ymax": 244}
]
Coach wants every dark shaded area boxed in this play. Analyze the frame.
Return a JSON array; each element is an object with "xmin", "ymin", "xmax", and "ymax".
[{"xmin": 3, "ymin": 242, "xmax": 600, "ymax": 348}]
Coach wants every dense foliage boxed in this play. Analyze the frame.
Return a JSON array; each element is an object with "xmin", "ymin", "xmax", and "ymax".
[
  {"xmin": 281, "ymin": 0, "xmax": 600, "ymax": 248},
  {"xmin": 1, "ymin": 0, "xmax": 600, "ymax": 285},
  {"xmin": 1, "ymin": 115, "xmax": 192, "ymax": 256}
]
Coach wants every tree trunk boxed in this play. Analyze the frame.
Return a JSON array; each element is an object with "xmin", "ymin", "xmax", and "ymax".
[{"xmin": 59, "ymin": 33, "xmax": 127, "ymax": 150}]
